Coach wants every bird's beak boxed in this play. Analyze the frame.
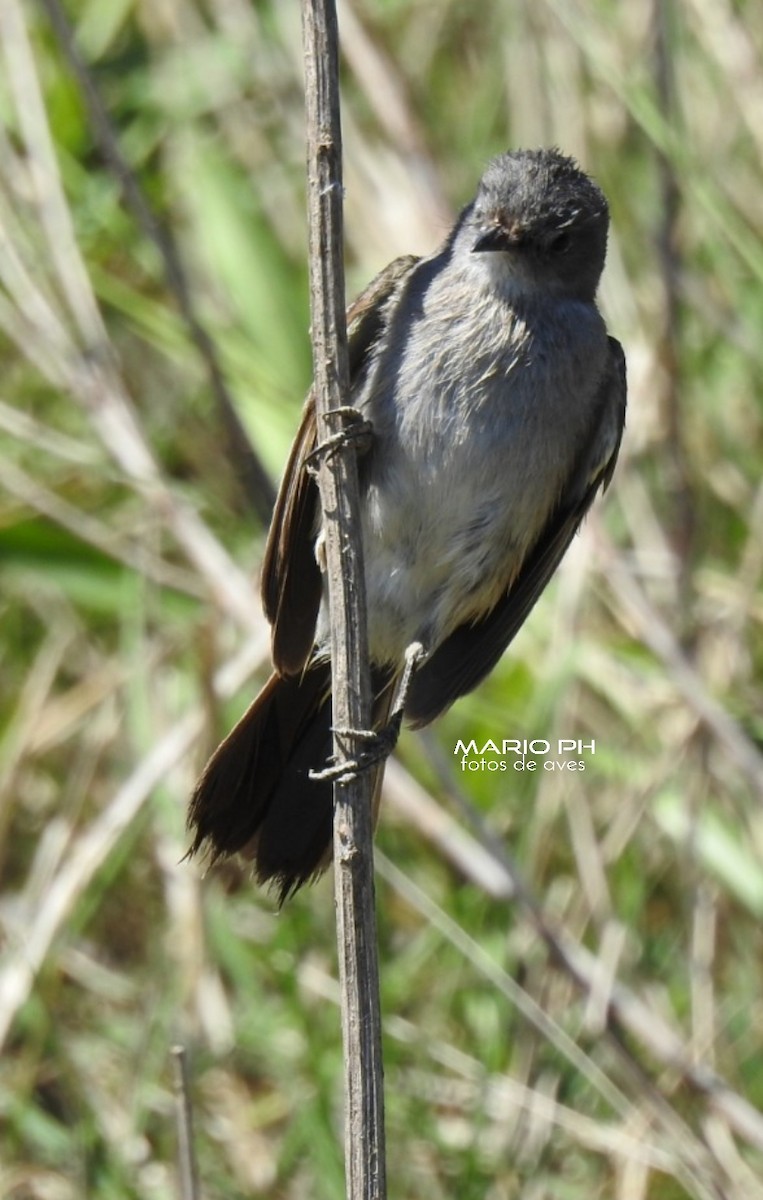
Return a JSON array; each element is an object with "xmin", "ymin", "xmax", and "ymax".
[{"xmin": 472, "ymin": 222, "xmax": 524, "ymax": 253}]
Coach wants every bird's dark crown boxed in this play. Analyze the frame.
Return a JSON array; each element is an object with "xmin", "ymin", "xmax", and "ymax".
[{"xmin": 468, "ymin": 147, "xmax": 610, "ymax": 299}]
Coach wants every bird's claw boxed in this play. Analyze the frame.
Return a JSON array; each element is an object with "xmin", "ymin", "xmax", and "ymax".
[
  {"xmin": 308, "ymin": 717, "xmax": 403, "ymax": 784},
  {"xmin": 305, "ymin": 407, "xmax": 373, "ymax": 474}
]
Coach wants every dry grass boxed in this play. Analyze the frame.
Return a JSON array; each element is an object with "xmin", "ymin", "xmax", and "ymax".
[{"xmin": 1, "ymin": 0, "xmax": 762, "ymax": 1197}]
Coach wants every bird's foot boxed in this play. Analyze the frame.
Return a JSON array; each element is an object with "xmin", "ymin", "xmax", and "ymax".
[
  {"xmin": 305, "ymin": 407, "xmax": 373, "ymax": 473},
  {"xmin": 308, "ymin": 643, "xmax": 426, "ymax": 785},
  {"xmin": 308, "ymin": 719, "xmax": 401, "ymax": 785}
]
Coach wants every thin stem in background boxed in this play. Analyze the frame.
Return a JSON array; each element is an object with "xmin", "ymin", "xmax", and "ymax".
[
  {"xmin": 172, "ymin": 1044, "xmax": 201, "ymax": 1200},
  {"xmin": 652, "ymin": 0, "xmax": 696, "ymax": 628},
  {"xmin": 36, "ymin": 0, "xmax": 277, "ymax": 526}
]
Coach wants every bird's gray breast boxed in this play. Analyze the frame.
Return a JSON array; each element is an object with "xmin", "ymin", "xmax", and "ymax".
[{"xmin": 353, "ymin": 275, "xmax": 608, "ymax": 663}]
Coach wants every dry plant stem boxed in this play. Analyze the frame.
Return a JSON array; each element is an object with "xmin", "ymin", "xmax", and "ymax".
[
  {"xmin": 652, "ymin": 0, "xmax": 695, "ymax": 612},
  {"xmin": 301, "ymin": 3, "xmax": 386, "ymax": 1199},
  {"xmin": 172, "ymin": 1045, "xmax": 201, "ymax": 1200}
]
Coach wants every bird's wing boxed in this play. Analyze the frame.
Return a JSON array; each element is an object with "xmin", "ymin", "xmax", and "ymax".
[
  {"xmin": 405, "ymin": 337, "xmax": 627, "ymax": 728},
  {"xmin": 261, "ymin": 254, "xmax": 420, "ymax": 676}
]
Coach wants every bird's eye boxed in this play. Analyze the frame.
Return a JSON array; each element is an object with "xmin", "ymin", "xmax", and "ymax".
[{"xmin": 548, "ymin": 230, "xmax": 572, "ymax": 254}]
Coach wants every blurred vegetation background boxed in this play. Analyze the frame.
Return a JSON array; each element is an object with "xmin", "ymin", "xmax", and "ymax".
[{"xmin": 1, "ymin": 0, "xmax": 762, "ymax": 1196}]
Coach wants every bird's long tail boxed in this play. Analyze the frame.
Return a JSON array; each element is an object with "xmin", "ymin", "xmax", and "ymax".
[{"xmin": 188, "ymin": 661, "xmax": 392, "ymax": 902}]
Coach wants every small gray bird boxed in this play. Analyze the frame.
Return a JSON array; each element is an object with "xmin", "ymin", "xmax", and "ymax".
[{"xmin": 189, "ymin": 147, "xmax": 626, "ymax": 900}]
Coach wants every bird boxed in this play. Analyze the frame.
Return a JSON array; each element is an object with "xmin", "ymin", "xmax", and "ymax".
[{"xmin": 188, "ymin": 147, "xmax": 626, "ymax": 902}]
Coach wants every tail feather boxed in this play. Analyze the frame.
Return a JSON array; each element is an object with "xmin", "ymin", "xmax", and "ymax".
[{"xmin": 189, "ymin": 662, "xmax": 393, "ymax": 901}]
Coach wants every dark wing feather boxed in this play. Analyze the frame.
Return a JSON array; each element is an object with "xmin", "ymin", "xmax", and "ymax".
[
  {"xmin": 405, "ymin": 337, "xmax": 627, "ymax": 728},
  {"xmin": 260, "ymin": 400, "xmax": 321, "ymax": 674},
  {"xmin": 261, "ymin": 254, "xmax": 420, "ymax": 676}
]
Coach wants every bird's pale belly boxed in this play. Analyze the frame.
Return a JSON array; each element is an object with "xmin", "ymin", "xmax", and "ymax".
[{"xmin": 360, "ymin": 437, "xmax": 562, "ymax": 664}]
